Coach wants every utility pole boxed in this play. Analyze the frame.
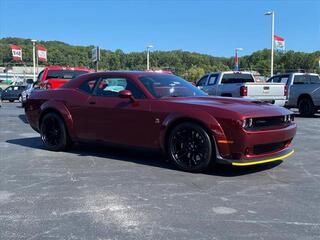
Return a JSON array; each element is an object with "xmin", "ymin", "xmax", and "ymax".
[
  {"xmin": 31, "ymin": 39, "xmax": 37, "ymax": 82},
  {"xmin": 235, "ymin": 48, "xmax": 243, "ymax": 71},
  {"xmin": 265, "ymin": 11, "xmax": 275, "ymax": 77},
  {"xmin": 146, "ymin": 45, "xmax": 153, "ymax": 70}
]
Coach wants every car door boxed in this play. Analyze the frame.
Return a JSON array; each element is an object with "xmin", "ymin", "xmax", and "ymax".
[
  {"xmin": 196, "ymin": 75, "xmax": 209, "ymax": 92},
  {"xmin": 3, "ymin": 87, "xmax": 14, "ymax": 100},
  {"xmin": 289, "ymin": 75, "xmax": 310, "ymax": 106},
  {"xmin": 309, "ymin": 75, "xmax": 320, "ymax": 106},
  {"xmin": 79, "ymin": 76, "xmax": 153, "ymax": 147},
  {"xmin": 205, "ymin": 74, "xmax": 219, "ymax": 95}
]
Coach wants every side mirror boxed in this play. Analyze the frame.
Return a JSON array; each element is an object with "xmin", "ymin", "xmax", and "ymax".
[{"xmin": 119, "ymin": 90, "xmax": 135, "ymax": 101}]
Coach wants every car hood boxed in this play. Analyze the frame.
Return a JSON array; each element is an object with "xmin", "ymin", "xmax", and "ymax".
[{"xmin": 163, "ymin": 96, "xmax": 291, "ymax": 118}]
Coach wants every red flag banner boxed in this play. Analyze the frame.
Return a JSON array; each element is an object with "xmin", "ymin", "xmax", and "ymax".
[
  {"xmin": 10, "ymin": 44, "xmax": 22, "ymax": 61},
  {"xmin": 273, "ymin": 35, "xmax": 285, "ymax": 51},
  {"xmin": 37, "ymin": 45, "xmax": 47, "ymax": 62}
]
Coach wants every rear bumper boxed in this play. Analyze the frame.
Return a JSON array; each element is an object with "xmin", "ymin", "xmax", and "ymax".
[{"xmin": 217, "ymin": 148, "xmax": 294, "ymax": 166}]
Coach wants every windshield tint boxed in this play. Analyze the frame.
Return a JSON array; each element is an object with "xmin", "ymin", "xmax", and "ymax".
[
  {"xmin": 46, "ymin": 70, "xmax": 88, "ymax": 80},
  {"xmin": 139, "ymin": 75, "xmax": 207, "ymax": 98},
  {"xmin": 221, "ymin": 73, "xmax": 254, "ymax": 84}
]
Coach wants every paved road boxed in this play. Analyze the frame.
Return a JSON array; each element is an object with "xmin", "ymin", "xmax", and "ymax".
[{"xmin": 1, "ymin": 103, "xmax": 320, "ymax": 240}]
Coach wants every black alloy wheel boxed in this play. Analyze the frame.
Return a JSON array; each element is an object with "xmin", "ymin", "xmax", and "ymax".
[
  {"xmin": 40, "ymin": 112, "xmax": 69, "ymax": 151},
  {"xmin": 298, "ymin": 98, "xmax": 315, "ymax": 117},
  {"xmin": 168, "ymin": 122, "xmax": 214, "ymax": 172}
]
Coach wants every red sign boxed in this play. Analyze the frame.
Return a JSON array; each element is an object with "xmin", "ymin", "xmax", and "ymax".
[
  {"xmin": 10, "ymin": 44, "xmax": 22, "ymax": 61},
  {"xmin": 37, "ymin": 45, "xmax": 47, "ymax": 62}
]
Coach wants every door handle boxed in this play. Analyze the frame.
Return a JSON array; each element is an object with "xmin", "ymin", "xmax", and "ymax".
[{"xmin": 89, "ymin": 101, "xmax": 96, "ymax": 105}]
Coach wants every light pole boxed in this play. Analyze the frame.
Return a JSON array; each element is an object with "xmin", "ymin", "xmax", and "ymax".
[
  {"xmin": 31, "ymin": 39, "xmax": 37, "ymax": 82},
  {"xmin": 235, "ymin": 48, "xmax": 243, "ymax": 71},
  {"xmin": 146, "ymin": 45, "xmax": 153, "ymax": 70},
  {"xmin": 264, "ymin": 11, "xmax": 275, "ymax": 77}
]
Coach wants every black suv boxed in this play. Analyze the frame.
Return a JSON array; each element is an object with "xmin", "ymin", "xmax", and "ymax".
[{"xmin": 0, "ymin": 85, "xmax": 27, "ymax": 103}]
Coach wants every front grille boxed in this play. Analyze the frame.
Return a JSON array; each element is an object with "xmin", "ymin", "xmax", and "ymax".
[
  {"xmin": 253, "ymin": 116, "xmax": 285, "ymax": 128},
  {"xmin": 253, "ymin": 141, "xmax": 286, "ymax": 155}
]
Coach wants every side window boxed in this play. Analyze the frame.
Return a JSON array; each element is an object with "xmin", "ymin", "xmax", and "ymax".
[
  {"xmin": 196, "ymin": 75, "xmax": 208, "ymax": 86},
  {"xmin": 95, "ymin": 77, "xmax": 145, "ymax": 99},
  {"xmin": 6, "ymin": 87, "xmax": 13, "ymax": 91},
  {"xmin": 294, "ymin": 75, "xmax": 309, "ymax": 85},
  {"xmin": 309, "ymin": 75, "xmax": 320, "ymax": 84},
  {"xmin": 268, "ymin": 76, "xmax": 281, "ymax": 83},
  {"xmin": 13, "ymin": 86, "xmax": 19, "ymax": 91},
  {"xmin": 78, "ymin": 77, "xmax": 99, "ymax": 94},
  {"xmin": 208, "ymin": 74, "xmax": 218, "ymax": 85},
  {"xmin": 280, "ymin": 75, "xmax": 289, "ymax": 84}
]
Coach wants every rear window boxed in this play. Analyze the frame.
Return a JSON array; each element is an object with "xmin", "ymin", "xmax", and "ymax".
[
  {"xmin": 46, "ymin": 70, "xmax": 88, "ymax": 80},
  {"xmin": 294, "ymin": 75, "xmax": 309, "ymax": 84},
  {"xmin": 221, "ymin": 73, "xmax": 254, "ymax": 84},
  {"xmin": 309, "ymin": 75, "xmax": 320, "ymax": 84}
]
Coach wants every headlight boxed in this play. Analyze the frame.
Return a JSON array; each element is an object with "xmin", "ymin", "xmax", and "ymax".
[
  {"xmin": 242, "ymin": 118, "xmax": 253, "ymax": 128},
  {"xmin": 283, "ymin": 114, "xmax": 294, "ymax": 123}
]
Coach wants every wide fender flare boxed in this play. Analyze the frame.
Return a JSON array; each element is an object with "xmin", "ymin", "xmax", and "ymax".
[
  {"xmin": 39, "ymin": 100, "xmax": 75, "ymax": 138},
  {"xmin": 159, "ymin": 110, "xmax": 227, "ymax": 152}
]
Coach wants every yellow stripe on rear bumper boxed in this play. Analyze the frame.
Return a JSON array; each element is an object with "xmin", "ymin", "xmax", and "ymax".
[{"xmin": 232, "ymin": 150, "xmax": 294, "ymax": 166}]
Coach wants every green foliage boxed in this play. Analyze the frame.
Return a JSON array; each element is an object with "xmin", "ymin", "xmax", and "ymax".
[{"xmin": 1, "ymin": 37, "xmax": 319, "ymax": 81}]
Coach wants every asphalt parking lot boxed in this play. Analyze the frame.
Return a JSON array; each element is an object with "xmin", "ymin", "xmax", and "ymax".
[{"xmin": 0, "ymin": 102, "xmax": 320, "ymax": 240}]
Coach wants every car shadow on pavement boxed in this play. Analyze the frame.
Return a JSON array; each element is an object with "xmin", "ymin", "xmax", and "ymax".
[
  {"xmin": 7, "ymin": 137, "xmax": 282, "ymax": 177},
  {"xmin": 18, "ymin": 114, "xmax": 29, "ymax": 124}
]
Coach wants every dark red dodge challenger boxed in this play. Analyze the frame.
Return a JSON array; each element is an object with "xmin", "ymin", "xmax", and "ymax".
[{"xmin": 25, "ymin": 71, "xmax": 297, "ymax": 172}]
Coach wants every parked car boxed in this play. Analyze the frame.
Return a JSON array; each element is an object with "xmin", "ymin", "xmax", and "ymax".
[
  {"xmin": 196, "ymin": 71, "xmax": 287, "ymax": 106},
  {"xmin": 21, "ymin": 81, "xmax": 41, "ymax": 108},
  {"xmin": 38, "ymin": 66, "xmax": 91, "ymax": 89},
  {"xmin": 0, "ymin": 85, "xmax": 26, "ymax": 103},
  {"xmin": 267, "ymin": 73, "xmax": 320, "ymax": 116},
  {"xmin": 25, "ymin": 71, "xmax": 296, "ymax": 172}
]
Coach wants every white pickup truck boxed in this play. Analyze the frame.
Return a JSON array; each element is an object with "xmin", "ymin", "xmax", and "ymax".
[{"xmin": 196, "ymin": 71, "xmax": 287, "ymax": 106}]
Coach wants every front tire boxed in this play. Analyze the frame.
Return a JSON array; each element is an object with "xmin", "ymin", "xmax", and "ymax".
[
  {"xmin": 298, "ymin": 98, "xmax": 315, "ymax": 117},
  {"xmin": 168, "ymin": 122, "xmax": 214, "ymax": 172},
  {"xmin": 40, "ymin": 112, "xmax": 69, "ymax": 151}
]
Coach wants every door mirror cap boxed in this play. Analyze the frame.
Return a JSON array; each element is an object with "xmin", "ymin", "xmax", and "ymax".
[{"xmin": 119, "ymin": 90, "xmax": 135, "ymax": 101}]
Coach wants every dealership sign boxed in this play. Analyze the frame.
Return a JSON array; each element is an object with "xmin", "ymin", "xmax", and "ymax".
[
  {"xmin": 92, "ymin": 46, "xmax": 100, "ymax": 62},
  {"xmin": 37, "ymin": 45, "xmax": 47, "ymax": 62},
  {"xmin": 10, "ymin": 44, "xmax": 22, "ymax": 61}
]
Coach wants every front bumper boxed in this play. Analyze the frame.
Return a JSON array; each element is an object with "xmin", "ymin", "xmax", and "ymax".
[{"xmin": 217, "ymin": 147, "xmax": 294, "ymax": 166}]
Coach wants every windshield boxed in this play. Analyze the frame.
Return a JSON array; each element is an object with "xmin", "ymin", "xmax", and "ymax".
[
  {"xmin": 221, "ymin": 73, "xmax": 254, "ymax": 84},
  {"xmin": 139, "ymin": 74, "xmax": 207, "ymax": 98},
  {"xmin": 46, "ymin": 70, "xmax": 89, "ymax": 80}
]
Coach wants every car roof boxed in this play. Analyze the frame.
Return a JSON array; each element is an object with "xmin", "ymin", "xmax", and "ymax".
[
  {"xmin": 207, "ymin": 71, "xmax": 253, "ymax": 75},
  {"xmin": 273, "ymin": 73, "xmax": 319, "ymax": 76},
  {"xmin": 61, "ymin": 70, "xmax": 174, "ymax": 89},
  {"xmin": 45, "ymin": 66, "xmax": 91, "ymax": 71},
  {"xmin": 80, "ymin": 70, "xmax": 172, "ymax": 77}
]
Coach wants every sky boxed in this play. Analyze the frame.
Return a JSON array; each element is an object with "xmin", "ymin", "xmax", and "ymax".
[{"xmin": 0, "ymin": 0, "xmax": 319, "ymax": 57}]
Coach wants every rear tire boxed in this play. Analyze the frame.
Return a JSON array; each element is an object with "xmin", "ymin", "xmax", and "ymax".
[
  {"xmin": 167, "ymin": 122, "xmax": 214, "ymax": 172},
  {"xmin": 298, "ymin": 98, "xmax": 315, "ymax": 117},
  {"xmin": 40, "ymin": 112, "xmax": 69, "ymax": 151},
  {"xmin": 9, "ymin": 100, "xmax": 14, "ymax": 103}
]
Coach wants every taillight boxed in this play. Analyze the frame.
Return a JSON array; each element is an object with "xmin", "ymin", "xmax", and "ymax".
[
  {"xmin": 284, "ymin": 85, "xmax": 288, "ymax": 97},
  {"xmin": 240, "ymin": 86, "xmax": 248, "ymax": 96}
]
